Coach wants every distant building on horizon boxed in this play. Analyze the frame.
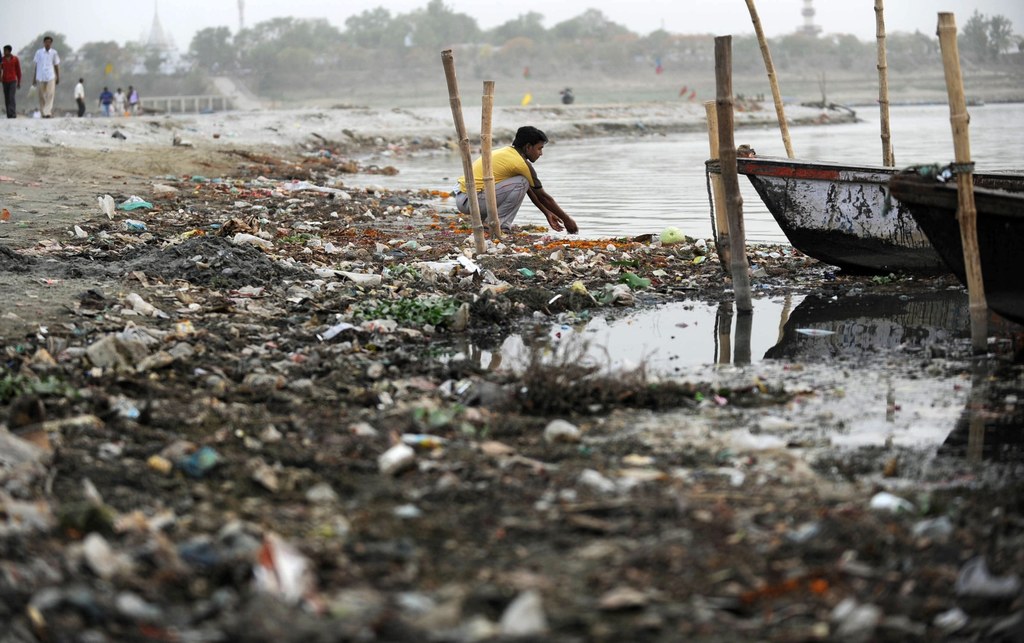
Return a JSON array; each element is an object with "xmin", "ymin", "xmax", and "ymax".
[
  {"xmin": 799, "ymin": 0, "xmax": 822, "ymax": 37},
  {"xmin": 135, "ymin": 0, "xmax": 186, "ymax": 74}
]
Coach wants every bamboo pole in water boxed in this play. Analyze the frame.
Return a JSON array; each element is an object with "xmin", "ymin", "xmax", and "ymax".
[
  {"xmin": 714, "ymin": 36, "xmax": 753, "ymax": 313},
  {"xmin": 480, "ymin": 81, "xmax": 502, "ymax": 240},
  {"xmin": 875, "ymin": 0, "xmax": 895, "ymax": 166},
  {"xmin": 704, "ymin": 101, "xmax": 731, "ymax": 272},
  {"xmin": 937, "ymin": 13, "xmax": 987, "ymax": 353},
  {"xmin": 744, "ymin": 0, "xmax": 794, "ymax": 158},
  {"xmin": 441, "ymin": 50, "xmax": 486, "ymax": 254}
]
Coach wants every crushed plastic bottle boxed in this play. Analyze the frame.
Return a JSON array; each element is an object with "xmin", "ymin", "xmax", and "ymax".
[{"xmin": 400, "ymin": 433, "xmax": 447, "ymax": 449}]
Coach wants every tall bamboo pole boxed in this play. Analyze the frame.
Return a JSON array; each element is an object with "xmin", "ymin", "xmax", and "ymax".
[
  {"xmin": 937, "ymin": 13, "xmax": 987, "ymax": 353},
  {"xmin": 704, "ymin": 100, "xmax": 731, "ymax": 271},
  {"xmin": 480, "ymin": 81, "xmax": 502, "ymax": 239},
  {"xmin": 715, "ymin": 36, "xmax": 752, "ymax": 313},
  {"xmin": 875, "ymin": 0, "xmax": 895, "ymax": 166},
  {"xmin": 744, "ymin": 0, "xmax": 794, "ymax": 158},
  {"xmin": 441, "ymin": 50, "xmax": 486, "ymax": 254}
]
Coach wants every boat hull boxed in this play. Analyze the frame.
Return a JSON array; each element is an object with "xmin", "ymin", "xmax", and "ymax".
[
  {"xmin": 889, "ymin": 171, "xmax": 1024, "ymax": 325},
  {"xmin": 736, "ymin": 157, "xmax": 946, "ymax": 273}
]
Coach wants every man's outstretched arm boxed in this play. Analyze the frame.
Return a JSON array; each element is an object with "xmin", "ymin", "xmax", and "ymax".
[{"xmin": 528, "ymin": 187, "xmax": 578, "ymax": 234}]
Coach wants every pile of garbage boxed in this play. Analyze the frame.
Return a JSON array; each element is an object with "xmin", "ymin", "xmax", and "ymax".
[{"xmin": 1, "ymin": 152, "xmax": 1021, "ymax": 641}]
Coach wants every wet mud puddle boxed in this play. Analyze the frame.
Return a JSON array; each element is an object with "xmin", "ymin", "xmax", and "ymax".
[
  {"xmin": 453, "ymin": 289, "xmax": 971, "ymax": 373},
  {"xmin": 448, "ymin": 289, "xmax": 1024, "ymax": 463}
]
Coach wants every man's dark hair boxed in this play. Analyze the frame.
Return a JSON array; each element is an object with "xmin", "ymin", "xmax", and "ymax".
[
  {"xmin": 3, "ymin": 45, "xmax": 11, "ymax": 52},
  {"xmin": 513, "ymin": 126, "xmax": 548, "ymax": 150}
]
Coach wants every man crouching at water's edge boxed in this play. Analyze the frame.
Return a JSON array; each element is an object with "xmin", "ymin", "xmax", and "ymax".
[{"xmin": 455, "ymin": 126, "xmax": 578, "ymax": 234}]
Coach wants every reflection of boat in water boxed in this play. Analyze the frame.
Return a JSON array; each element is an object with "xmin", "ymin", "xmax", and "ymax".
[
  {"xmin": 938, "ymin": 360, "xmax": 1024, "ymax": 463},
  {"xmin": 764, "ymin": 291, "xmax": 970, "ymax": 361}
]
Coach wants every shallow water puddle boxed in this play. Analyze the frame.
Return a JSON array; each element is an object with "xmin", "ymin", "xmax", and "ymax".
[
  {"xmin": 448, "ymin": 289, "xmax": 971, "ymax": 374},
  {"xmin": 443, "ymin": 289, "xmax": 1024, "ymax": 460},
  {"xmin": 495, "ymin": 297, "xmax": 798, "ymax": 373}
]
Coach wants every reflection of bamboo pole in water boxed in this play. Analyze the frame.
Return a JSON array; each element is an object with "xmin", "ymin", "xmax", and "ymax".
[
  {"xmin": 735, "ymin": 311, "xmax": 753, "ymax": 365},
  {"xmin": 885, "ymin": 379, "xmax": 896, "ymax": 423},
  {"xmin": 716, "ymin": 301, "xmax": 733, "ymax": 364},
  {"xmin": 966, "ymin": 359, "xmax": 989, "ymax": 463},
  {"xmin": 487, "ymin": 351, "xmax": 502, "ymax": 371},
  {"xmin": 777, "ymin": 292, "xmax": 792, "ymax": 343}
]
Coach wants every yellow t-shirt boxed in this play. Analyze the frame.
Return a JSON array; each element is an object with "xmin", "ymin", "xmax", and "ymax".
[{"xmin": 458, "ymin": 146, "xmax": 541, "ymax": 193}]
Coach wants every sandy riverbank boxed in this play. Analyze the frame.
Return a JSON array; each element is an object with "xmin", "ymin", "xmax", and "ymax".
[{"xmin": 0, "ymin": 101, "xmax": 851, "ymax": 153}]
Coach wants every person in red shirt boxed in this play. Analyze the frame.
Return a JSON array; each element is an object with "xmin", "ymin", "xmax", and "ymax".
[{"xmin": 1, "ymin": 45, "xmax": 22, "ymax": 119}]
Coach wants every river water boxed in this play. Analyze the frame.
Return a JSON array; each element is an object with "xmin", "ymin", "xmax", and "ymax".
[{"xmin": 354, "ymin": 102, "xmax": 1024, "ymax": 242}]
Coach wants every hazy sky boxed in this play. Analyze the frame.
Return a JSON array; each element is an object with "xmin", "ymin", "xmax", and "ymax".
[{"xmin": 5, "ymin": 1, "xmax": 1023, "ymax": 51}]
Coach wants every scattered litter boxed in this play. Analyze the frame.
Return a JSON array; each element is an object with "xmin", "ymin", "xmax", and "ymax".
[
  {"xmin": 796, "ymin": 328, "xmax": 835, "ymax": 337},
  {"xmin": 118, "ymin": 196, "xmax": 153, "ymax": 211},
  {"xmin": 378, "ymin": 443, "xmax": 415, "ymax": 476},
  {"xmin": 499, "ymin": 590, "xmax": 548, "ymax": 637},
  {"xmin": 178, "ymin": 446, "xmax": 220, "ymax": 478},
  {"xmin": 659, "ymin": 226, "xmax": 686, "ymax": 245},
  {"xmin": 401, "ymin": 434, "xmax": 446, "ymax": 449},
  {"xmin": 98, "ymin": 194, "xmax": 116, "ymax": 219},
  {"xmin": 231, "ymin": 233, "xmax": 273, "ymax": 250},
  {"xmin": 544, "ymin": 419, "xmax": 581, "ymax": 444},
  {"xmin": 869, "ymin": 491, "xmax": 916, "ymax": 513},
  {"xmin": 619, "ymin": 272, "xmax": 651, "ymax": 289},
  {"xmin": 318, "ymin": 322, "xmax": 355, "ymax": 341},
  {"xmin": 253, "ymin": 532, "xmax": 316, "ymax": 605},
  {"xmin": 955, "ymin": 557, "xmax": 1022, "ymax": 598}
]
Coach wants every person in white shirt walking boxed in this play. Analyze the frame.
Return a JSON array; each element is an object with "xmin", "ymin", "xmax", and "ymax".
[
  {"xmin": 74, "ymin": 78, "xmax": 85, "ymax": 117},
  {"xmin": 32, "ymin": 35, "xmax": 60, "ymax": 118},
  {"xmin": 113, "ymin": 87, "xmax": 126, "ymax": 116}
]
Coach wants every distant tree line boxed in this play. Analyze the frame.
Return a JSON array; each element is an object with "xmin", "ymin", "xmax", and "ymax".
[{"xmin": 12, "ymin": 1, "xmax": 1020, "ymax": 102}]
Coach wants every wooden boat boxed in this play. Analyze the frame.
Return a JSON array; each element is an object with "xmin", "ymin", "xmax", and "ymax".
[
  {"xmin": 889, "ymin": 166, "xmax": 1024, "ymax": 325},
  {"xmin": 730, "ymin": 155, "xmax": 1023, "ymax": 274},
  {"xmin": 730, "ymin": 155, "xmax": 943, "ymax": 273}
]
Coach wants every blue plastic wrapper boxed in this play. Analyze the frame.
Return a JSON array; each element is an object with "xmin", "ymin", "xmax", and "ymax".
[{"xmin": 179, "ymin": 446, "xmax": 220, "ymax": 478}]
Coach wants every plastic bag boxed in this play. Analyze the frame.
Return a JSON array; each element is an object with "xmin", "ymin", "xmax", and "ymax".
[
  {"xmin": 118, "ymin": 195, "xmax": 153, "ymax": 211},
  {"xmin": 98, "ymin": 195, "xmax": 116, "ymax": 219}
]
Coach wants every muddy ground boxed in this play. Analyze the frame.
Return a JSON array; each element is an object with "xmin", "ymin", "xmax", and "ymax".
[{"xmin": 1, "ymin": 117, "xmax": 1023, "ymax": 642}]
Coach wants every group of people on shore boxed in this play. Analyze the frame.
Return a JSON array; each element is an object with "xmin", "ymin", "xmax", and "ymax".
[
  {"xmin": 1, "ymin": 36, "xmax": 140, "ymax": 119},
  {"xmin": 97, "ymin": 85, "xmax": 141, "ymax": 117}
]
